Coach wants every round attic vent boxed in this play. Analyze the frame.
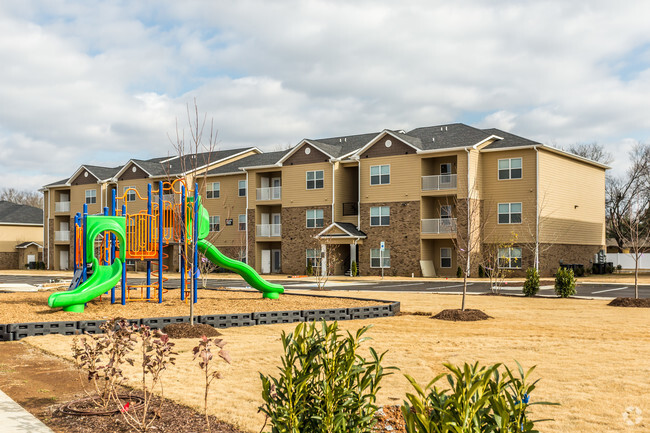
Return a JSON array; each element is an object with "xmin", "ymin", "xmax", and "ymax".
[
  {"xmin": 305, "ymin": 147, "xmax": 311, "ymax": 155},
  {"xmin": 385, "ymin": 140, "xmax": 392, "ymax": 148},
  {"xmin": 132, "ymin": 166, "xmax": 137, "ymax": 172},
  {"xmin": 84, "ymin": 172, "xmax": 88, "ymax": 177}
]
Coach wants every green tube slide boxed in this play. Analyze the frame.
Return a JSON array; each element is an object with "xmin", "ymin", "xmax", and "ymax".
[
  {"xmin": 197, "ymin": 239, "xmax": 284, "ymax": 299},
  {"xmin": 48, "ymin": 215, "xmax": 126, "ymax": 313}
]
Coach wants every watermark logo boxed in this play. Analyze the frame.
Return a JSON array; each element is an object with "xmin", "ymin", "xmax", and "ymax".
[{"xmin": 622, "ymin": 406, "xmax": 643, "ymax": 426}]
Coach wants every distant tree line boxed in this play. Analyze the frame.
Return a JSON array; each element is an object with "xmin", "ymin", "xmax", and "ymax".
[{"xmin": 0, "ymin": 187, "xmax": 43, "ymax": 209}]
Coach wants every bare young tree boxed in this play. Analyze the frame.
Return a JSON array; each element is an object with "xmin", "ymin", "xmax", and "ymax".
[
  {"xmin": 614, "ymin": 196, "xmax": 650, "ymax": 299},
  {"xmin": 167, "ymin": 99, "xmax": 219, "ymax": 325},
  {"xmin": 566, "ymin": 143, "xmax": 614, "ymax": 165},
  {"xmin": 1, "ymin": 187, "xmax": 43, "ymax": 208},
  {"xmin": 310, "ymin": 237, "xmax": 342, "ymax": 290}
]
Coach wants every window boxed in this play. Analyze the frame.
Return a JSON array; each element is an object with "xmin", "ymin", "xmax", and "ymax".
[
  {"xmin": 440, "ymin": 205, "xmax": 452, "ymax": 219},
  {"xmin": 440, "ymin": 163, "xmax": 452, "ymax": 175},
  {"xmin": 238, "ymin": 180, "xmax": 247, "ymax": 197},
  {"xmin": 206, "ymin": 182, "xmax": 220, "ymax": 199},
  {"xmin": 499, "ymin": 247, "xmax": 522, "ymax": 269},
  {"xmin": 370, "ymin": 206, "xmax": 390, "ymax": 226},
  {"xmin": 440, "ymin": 248, "xmax": 452, "ymax": 268},
  {"xmin": 238, "ymin": 214, "xmax": 246, "ymax": 231},
  {"xmin": 306, "ymin": 170, "xmax": 324, "ymax": 189},
  {"xmin": 306, "ymin": 209, "xmax": 324, "ymax": 228},
  {"xmin": 498, "ymin": 158, "xmax": 522, "ymax": 180},
  {"xmin": 85, "ymin": 189, "xmax": 96, "ymax": 204},
  {"xmin": 306, "ymin": 248, "xmax": 321, "ymax": 268},
  {"xmin": 370, "ymin": 165, "xmax": 390, "ymax": 185},
  {"xmin": 498, "ymin": 203, "xmax": 522, "ymax": 224},
  {"xmin": 124, "ymin": 186, "xmax": 136, "ymax": 202},
  {"xmin": 370, "ymin": 248, "xmax": 390, "ymax": 268},
  {"xmin": 209, "ymin": 216, "xmax": 220, "ymax": 232}
]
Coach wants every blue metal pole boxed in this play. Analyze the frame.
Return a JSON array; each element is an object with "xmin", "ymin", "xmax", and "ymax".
[
  {"xmin": 158, "ymin": 181, "xmax": 163, "ymax": 304},
  {"xmin": 82, "ymin": 204, "xmax": 88, "ymax": 282},
  {"xmin": 180, "ymin": 185, "xmax": 186, "ymax": 301},
  {"xmin": 111, "ymin": 189, "xmax": 116, "ymax": 304},
  {"xmin": 103, "ymin": 207, "xmax": 109, "ymax": 266},
  {"xmin": 193, "ymin": 183, "xmax": 199, "ymax": 303},
  {"xmin": 121, "ymin": 204, "xmax": 127, "ymax": 305},
  {"xmin": 146, "ymin": 183, "xmax": 152, "ymax": 300},
  {"xmin": 73, "ymin": 214, "xmax": 78, "ymax": 274}
]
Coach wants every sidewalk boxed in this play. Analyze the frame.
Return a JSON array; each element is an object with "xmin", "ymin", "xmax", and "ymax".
[{"xmin": 0, "ymin": 389, "xmax": 54, "ymax": 433}]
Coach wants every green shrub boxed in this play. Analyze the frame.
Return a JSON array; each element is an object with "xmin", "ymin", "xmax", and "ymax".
[
  {"xmin": 306, "ymin": 260, "xmax": 313, "ymax": 276},
  {"xmin": 606, "ymin": 263, "xmax": 614, "ymax": 274},
  {"xmin": 456, "ymin": 266, "xmax": 462, "ymax": 278},
  {"xmin": 554, "ymin": 267, "xmax": 576, "ymax": 298},
  {"xmin": 351, "ymin": 260, "xmax": 358, "ymax": 277},
  {"xmin": 478, "ymin": 264, "xmax": 484, "ymax": 278},
  {"xmin": 523, "ymin": 268, "xmax": 540, "ymax": 297},
  {"xmin": 402, "ymin": 361, "xmax": 557, "ymax": 433},
  {"xmin": 574, "ymin": 265, "xmax": 585, "ymax": 277},
  {"xmin": 259, "ymin": 321, "xmax": 393, "ymax": 433}
]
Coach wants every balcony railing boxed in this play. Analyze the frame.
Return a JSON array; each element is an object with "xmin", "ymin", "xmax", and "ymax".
[
  {"xmin": 421, "ymin": 218, "xmax": 457, "ymax": 234},
  {"xmin": 422, "ymin": 174, "xmax": 457, "ymax": 191},
  {"xmin": 55, "ymin": 201, "xmax": 70, "ymax": 213},
  {"xmin": 256, "ymin": 224, "xmax": 281, "ymax": 237},
  {"xmin": 55, "ymin": 230, "xmax": 70, "ymax": 242},
  {"xmin": 256, "ymin": 186, "xmax": 282, "ymax": 201}
]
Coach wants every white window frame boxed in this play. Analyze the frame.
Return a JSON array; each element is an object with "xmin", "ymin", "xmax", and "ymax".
[
  {"xmin": 370, "ymin": 248, "xmax": 390, "ymax": 268},
  {"xmin": 209, "ymin": 215, "xmax": 220, "ymax": 232},
  {"xmin": 85, "ymin": 189, "xmax": 96, "ymax": 204},
  {"xmin": 124, "ymin": 186, "xmax": 136, "ymax": 202},
  {"xmin": 440, "ymin": 248, "xmax": 452, "ymax": 268},
  {"xmin": 238, "ymin": 214, "xmax": 246, "ymax": 231},
  {"xmin": 499, "ymin": 247, "xmax": 522, "ymax": 269},
  {"xmin": 238, "ymin": 180, "xmax": 247, "ymax": 197},
  {"xmin": 207, "ymin": 182, "xmax": 220, "ymax": 199},
  {"xmin": 498, "ymin": 203, "xmax": 522, "ymax": 224},
  {"xmin": 498, "ymin": 158, "xmax": 522, "ymax": 180},
  {"xmin": 306, "ymin": 170, "xmax": 324, "ymax": 190},
  {"xmin": 370, "ymin": 164, "xmax": 390, "ymax": 185},
  {"xmin": 306, "ymin": 248, "xmax": 321, "ymax": 268},
  {"xmin": 370, "ymin": 206, "xmax": 390, "ymax": 226},
  {"xmin": 306, "ymin": 209, "xmax": 324, "ymax": 228}
]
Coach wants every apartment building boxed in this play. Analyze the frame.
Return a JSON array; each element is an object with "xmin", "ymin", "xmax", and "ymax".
[
  {"xmin": 42, "ymin": 123, "xmax": 607, "ymax": 277},
  {"xmin": 0, "ymin": 201, "xmax": 43, "ymax": 269}
]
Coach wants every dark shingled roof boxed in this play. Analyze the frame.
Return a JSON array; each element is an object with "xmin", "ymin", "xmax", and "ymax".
[
  {"xmin": 335, "ymin": 222, "xmax": 367, "ymax": 238},
  {"xmin": 137, "ymin": 148, "xmax": 256, "ymax": 176},
  {"xmin": 44, "ymin": 177, "xmax": 71, "ymax": 187},
  {"xmin": 405, "ymin": 123, "xmax": 493, "ymax": 151},
  {"xmin": 0, "ymin": 201, "xmax": 43, "ymax": 225},
  {"xmin": 84, "ymin": 165, "xmax": 123, "ymax": 180},
  {"xmin": 206, "ymin": 151, "xmax": 287, "ymax": 175},
  {"xmin": 481, "ymin": 128, "xmax": 541, "ymax": 149},
  {"xmin": 307, "ymin": 131, "xmax": 382, "ymax": 158}
]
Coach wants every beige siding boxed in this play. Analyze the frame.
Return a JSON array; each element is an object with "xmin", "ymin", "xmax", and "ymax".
[
  {"xmin": 360, "ymin": 155, "xmax": 420, "ymax": 203},
  {"xmin": 538, "ymin": 149, "xmax": 606, "ymax": 245},
  {"xmin": 0, "ymin": 225, "xmax": 42, "ymax": 252},
  {"xmin": 70, "ymin": 184, "xmax": 102, "ymax": 215},
  {"xmin": 333, "ymin": 162, "xmax": 359, "ymax": 222},
  {"xmin": 281, "ymin": 162, "xmax": 332, "ymax": 208},
  {"xmin": 200, "ymin": 174, "xmax": 248, "ymax": 248},
  {"xmin": 480, "ymin": 149, "xmax": 537, "ymax": 243}
]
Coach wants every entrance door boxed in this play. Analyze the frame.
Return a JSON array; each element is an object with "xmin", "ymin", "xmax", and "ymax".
[
  {"xmin": 272, "ymin": 213, "xmax": 281, "ymax": 236},
  {"xmin": 261, "ymin": 250, "xmax": 271, "ymax": 274},
  {"xmin": 272, "ymin": 249, "xmax": 281, "ymax": 273},
  {"xmin": 60, "ymin": 250, "xmax": 69, "ymax": 270},
  {"xmin": 261, "ymin": 213, "xmax": 270, "ymax": 237},
  {"xmin": 272, "ymin": 177, "xmax": 281, "ymax": 199}
]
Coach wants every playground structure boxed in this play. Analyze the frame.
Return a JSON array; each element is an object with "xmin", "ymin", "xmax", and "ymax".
[{"xmin": 48, "ymin": 179, "xmax": 284, "ymax": 312}]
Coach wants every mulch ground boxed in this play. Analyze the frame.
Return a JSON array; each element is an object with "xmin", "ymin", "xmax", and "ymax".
[
  {"xmin": 373, "ymin": 405, "xmax": 406, "ymax": 433},
  {"xmin": 163, "ymin": 322, "xmax": 222, "ymax": 338},
  {"xmin": 431, "ymin": 308, "xmax": 492, "ymax": 321},
  {"xmin": 608, "ymin": 297, "xmax": 650, "ymax": 308}
]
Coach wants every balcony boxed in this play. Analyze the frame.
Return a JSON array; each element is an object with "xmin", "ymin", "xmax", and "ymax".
[
  {"xmin": 256, "ymin": 186, "xmax": 281, "ymax": 201},
  {"xmin": 55, "ymin": 201, "xmax": 70, "ymax": 213},
  {"xmin": 55, "ymin": 231, "xmax": 70, "ymax": 242},
  {"xmin": 256, "ymin": 224, "xmax": 281, "ymax": 237},
  {"xmin": 421, "ymin": 218, "xmax": 457, "ymax": 234},
  {"xmin": 422, "ymin": 174, "xmax": 457, "ymax": 191},
  {"xmin": 342, "ymin": 202, "xmax": 358, "ymax": 216}
]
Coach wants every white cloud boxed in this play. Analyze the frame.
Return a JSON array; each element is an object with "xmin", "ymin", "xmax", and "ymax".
[{"xmin": 0, "ymin": 0, "xmax": 649, "ymax": 191}]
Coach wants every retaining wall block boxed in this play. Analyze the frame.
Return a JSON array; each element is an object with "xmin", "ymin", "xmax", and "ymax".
[
  {"xmin": 78, "ymin": 320, "xmax": 108, "ymax": 335},
  {"xmin": 350, "ymin": 310, "xmax": 393, "ymax": 320},
  {"xmin": 200, "ymin": 313, "xmax": 255, "ymax": 329},
  {"xmin": 142, "ymin": 316, "xmax": 189, "ymax": 330},
  {"xmin": 0, "ymin": 332, "xmax": 13, "ymax": 342},
  {"xmin": 254, "ymin": 310, "xmax": 304, "ymax": 325},
  {"xmin": 389, "ymin": 302, "xmax": 401, "ymax": 314},
  {"xmin": 302, "ymin": 308, "xmax": 350, "ymax": 322},
  {"xmin": 9, "ymin": 321, "xmax": 79, "ymax": 340}
]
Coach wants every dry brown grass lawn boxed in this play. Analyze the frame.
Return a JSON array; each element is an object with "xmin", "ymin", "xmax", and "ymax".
[{"xmin": 22, "ymin": 291, "xmax": 650, "ymax": 433}]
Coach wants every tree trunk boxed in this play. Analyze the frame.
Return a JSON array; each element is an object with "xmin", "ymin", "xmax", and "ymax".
[{"xmin": 635, "ymin": 259, "xmax": 639, "ymax": 299}]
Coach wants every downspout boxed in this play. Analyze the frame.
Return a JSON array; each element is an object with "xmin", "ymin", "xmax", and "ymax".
[
  {"xmin": 245, "ymin": 170, "xmax": 249, "ymax": 264},
  {"xmin": 465, "ymin": 148, "xmax": 471, "ymax": 275},
  {"xmin": 357, "ymin": 157, "xmax": 361, "ymax": 230},
  {"xmin": 46, "ymin": 189, "xmax": 50, "ymax": 269},
  {"xmin": 331, "ymin": 161, "xmax": 335, "ymax": 221},
  {"xmin": 534, "ymin": 146, "xmax": 539, "ymax": 271}
]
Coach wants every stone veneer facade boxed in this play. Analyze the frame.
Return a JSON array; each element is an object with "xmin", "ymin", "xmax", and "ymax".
[
  {"xmin": 358, "ymin": 201, "xmax": 421, "ymax": 277},
  {"xmin": 0, "ymin": 252, "xmax": 18, "ymax": 269},
  {"xmin": 280, "ymin": 205, "xmax": 332, "ymax": 275}
]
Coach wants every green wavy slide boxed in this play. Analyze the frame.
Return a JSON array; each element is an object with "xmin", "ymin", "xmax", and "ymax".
[{"xmin": 197, "ymin": 239, "xmax": 284, "ymax": 299}]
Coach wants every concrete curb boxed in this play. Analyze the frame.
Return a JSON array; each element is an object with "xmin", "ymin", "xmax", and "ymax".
[{"xmin": 0, "ymin": 389, "xmax": 54, "ymax": 433}]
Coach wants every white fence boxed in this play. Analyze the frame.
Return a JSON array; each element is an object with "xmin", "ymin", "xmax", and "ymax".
[{"xmin": 606, "ymin": 253, "xmax": 650, "ymax": 270}]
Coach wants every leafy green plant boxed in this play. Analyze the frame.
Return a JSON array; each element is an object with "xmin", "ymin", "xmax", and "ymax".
[
  {"xmin": 401, "ymin": 361, "xmax": 557, "ymax": 433},
  {"xmin": 522, "ymin": 268, "xmax": 540, "ymax": 297},
  {"xmin": 456, "ymin": 266, "xmax": 462, "ymax": 278},
  {"xmin": 554, "ymin": 267, "xmax": 576, "ymax": 298},
  {"xmin": 259, "ymin": 321, "xmax": 394, "ymax": 433},
  {"xmin": 351, "ymin": 261, "xmax": 358, "ymax": 277},
  {"xmin": 306, "ymin": 260, "xmax": 313, "ymax": 276}
]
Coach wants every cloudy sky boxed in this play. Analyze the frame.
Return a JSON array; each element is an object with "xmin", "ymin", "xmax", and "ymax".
[{"xmin": 1, "ymin": 1, "xmax": 649, "ymax": 192}]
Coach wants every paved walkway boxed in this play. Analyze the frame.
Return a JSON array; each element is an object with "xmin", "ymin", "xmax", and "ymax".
[{"xmin": 0, "ymin": 389, "xmax": 54, "ymax": 433}]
